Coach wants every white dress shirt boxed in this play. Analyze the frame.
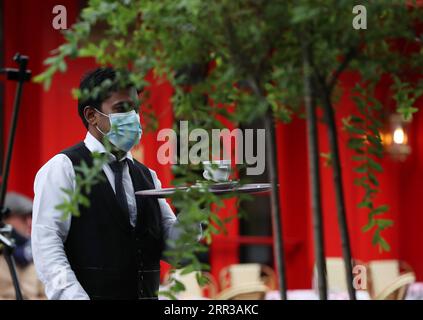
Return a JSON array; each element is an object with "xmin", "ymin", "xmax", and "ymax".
[{"xmin": 32, "ymin": 132, "xmax": 200, "ymax": 300}]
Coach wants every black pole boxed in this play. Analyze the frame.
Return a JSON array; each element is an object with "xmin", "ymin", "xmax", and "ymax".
[
  {"xmin": 0, "ymin": 54, "xmax": 30, "ymax": 206},
  {"xmin": 301, "ymin": 39, "xmax": 328, "ymax": 300},
  {"xmin": 0, "ymin": 53, "xmax": 31, "ymax": 300},
  {"xmin": 246, "ymin": 75, "xmax": 287, "ymax": 300},
  {"xmin": 223, "ymin": 15, "xmax": 287, "ymax": 298},
  {"xmin": 320, "ymin": 89, "xmax": 356, "ymax": 300},
  {"xmin": 0, "ymin": 0, "xmax": 4, "ymax": 171},
  {"xmin": 0, "ymin": 229, "xmax": 23, "ymax": 300},
  {"xmin": 264, "ymin": 109, "xmax": 288, "ymax": 300}
]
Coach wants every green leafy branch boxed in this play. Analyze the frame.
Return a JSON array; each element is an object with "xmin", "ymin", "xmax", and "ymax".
[
  {"xmin": 392, "ymin": 76, "xmax": 423, "ymax": 120},
  {"xmin": 345, "ymin": 83, "xmax": 392, "ymax": 252}
]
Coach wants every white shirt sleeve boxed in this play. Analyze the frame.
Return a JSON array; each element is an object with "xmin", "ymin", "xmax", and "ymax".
[
  {"xmin": 148, "ymin": 169, "xmax": 203, "ymax": 260},
  {"xmin": 32, "ymin": 154, "xmax": 90, "ymax": 300}
]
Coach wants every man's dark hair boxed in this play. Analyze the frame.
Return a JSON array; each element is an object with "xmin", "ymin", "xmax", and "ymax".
[{"xmin": 78, "ymin": 67, "xmax": 117, "ymax": 128}]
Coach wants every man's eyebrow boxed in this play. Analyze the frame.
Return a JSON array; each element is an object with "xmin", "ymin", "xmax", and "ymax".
[{"xmin": 112, "ymin": 100, "xmax": 135, "ymax": 107}]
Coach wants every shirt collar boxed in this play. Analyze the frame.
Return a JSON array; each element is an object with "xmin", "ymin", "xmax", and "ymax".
[{"xmin": 84, "ymin": 131, "xmax": 134, "ymax": 163}]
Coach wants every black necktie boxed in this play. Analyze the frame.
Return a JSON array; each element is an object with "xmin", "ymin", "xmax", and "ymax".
[{"xmin": 109, "ymin": 160, "xmax": 130, "ymax": 214}]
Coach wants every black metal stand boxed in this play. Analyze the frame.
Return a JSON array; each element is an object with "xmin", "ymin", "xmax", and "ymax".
[
  {"xmin": 0, "ymin": 225, "xmax": 23, "ymax": 300},
  {"xmin": 0, "ymin": 53, "xmax": 32, "ymax": 300}
]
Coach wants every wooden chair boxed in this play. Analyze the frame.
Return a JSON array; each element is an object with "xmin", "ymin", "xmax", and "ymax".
[
  {"xmin": 374, "ymin": 272, "xmax": 416, "ymax": 300},
  {"xmin": 215, "ymin": 263, "xmax": 275, "ymax": 300},
  {"xmin": 164, "ymin": 269, "xmax": 218, "ymax": 299},
  {"xmin": 366, "ymin": 260, "xmax": 414, "ymax": 299},
  {"xmin": 261, "ymin": 265, "xmax": 277, "ymax": 290},
  {"xmin": 219, "ymin": 263, "xmax": 277, "ymax": 291},
  {"xmin": 214, "ymin": 282, "xmax": 268, "ymax": 300},
  {"xmin": 326, "ymin": 257, "xmax": 349, "ymax": 292},
  {"xmin": 313, "ymin": 257, "xmax": 365, "ymax": 293}
]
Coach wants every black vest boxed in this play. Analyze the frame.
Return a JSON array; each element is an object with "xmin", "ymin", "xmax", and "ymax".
[{"xmin": 60, "ymin": 142, "xmax": 164, "ymax": 300}]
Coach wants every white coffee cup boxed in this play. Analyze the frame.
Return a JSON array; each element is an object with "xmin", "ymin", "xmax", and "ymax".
[{"xmin": 202, "ymin": 160, "xmax": 231, "ymax": 182}]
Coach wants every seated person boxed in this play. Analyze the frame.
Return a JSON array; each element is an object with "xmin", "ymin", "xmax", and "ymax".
[{"xmin": 0, "ymin": 192, "xmax": 45, "ymax": 299}]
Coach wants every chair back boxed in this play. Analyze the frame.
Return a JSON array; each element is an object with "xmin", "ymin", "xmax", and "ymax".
[
  {"xmin": 166, "ymin": 270, "xmax": 218, "ymax": 299},
  {"xmin": 326, "ymin": 257, "xmax": 348, "ymax": 292},
  {"xmin": 368, "ymin": 260, "xmax": 400, "ymax": 297},
  {"xmin": 215, "ymin": 283, "xmax": 268, "ymax": 300},
  {"xmin": 375, "ymin": 272, "xmax": 416, "ymax": 300},
  {"xmin": 229, "ymin": 263, "xmax": 262, "ymax": 287},
  {"xmin": 313, "ymin": 257, "xmax": 353, "ymax": 292},
  {"xmin": 173, "ymin": 270, "xmax": 203, "ymax": 298},
  {"xmin": 220, "ymin": 263, "xmax": 265, "ymax": 289}
]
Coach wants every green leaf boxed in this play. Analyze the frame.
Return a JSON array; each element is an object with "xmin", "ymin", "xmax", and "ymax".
[
  {"xmin": 78, "ymin": 194, "xmax": 90, "ymax": 208},
  {"xmin": 180, "ymin": 265, "xmax": 198, "ymax": 276},
  {"xmin": 367, "ymin": 158, "xmax": 383, "ymax": 172},
  {"xmin": 58, "ymin": 60, "xmax": 67, "ymax": 72},
  {"xmin": 358, "ymin": 200, "xmax": 372, "ymax": 209},
  {"xmin": 355, "ymin": 164, "xmax": 368, "ymax": 174},
  {"xmin": 196, "ymin": 273, "xmax": 209, "ymax": 286},
  {"xmin": 348, "ymin": 138, "xmax": 365, "ymax": 149},
  {"xmin": 372, "ymin": 229, "xmax": 381, "ymax": 246},
  {"xmin": 291, "ymin": 6, "xmax": 321, "ymax": 23},
  {"xmin": 368, "ymin": 172, "xmax": 379, "ymax": 186},
  {"xmin": 367, "ymin": 135, "xmax": 382, "ymax": 147},
  {"xmin": 376, "ymin": 218, "xmax": 394, "ymax": 229},
  {"xmin": 352, "ymin": 155, "xmax": 366, "ymax": 162},
  {"xmin": 210, "ymin": 213, "xmax": 225, "ymax": 231},
  {"xmin": 369, "ymin": 205, "xmax": 389, "ymax": 218},
  {"xmin": 362, "ymin": 219, "xmax": 375, "ymax": 232},
  {"xmin": 378, "ymin": 236, "xmax": 391, "ymax": 252}
]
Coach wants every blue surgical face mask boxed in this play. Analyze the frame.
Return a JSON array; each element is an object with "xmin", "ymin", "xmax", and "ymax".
[{"xmin": 95, "ymin": 109, "xmax": 142, "ymax": 152}]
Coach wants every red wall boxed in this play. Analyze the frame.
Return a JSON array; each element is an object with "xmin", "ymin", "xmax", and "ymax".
[
  {"xmin": 314, "ymin": 72, "xmax": 423, "ymax": 279},
  {"xmin": 2, "ymin": 0, "xmax": 423, "ymax": 290},
  {"xmin": 276, "ymin": 119, "xmax": 313, "ymax": 288},
  {"xmin": 2, "ymin": 0, "xmax": 89, "ymax": 197}
]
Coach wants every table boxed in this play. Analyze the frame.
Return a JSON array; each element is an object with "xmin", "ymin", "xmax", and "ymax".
[{"xmin": 135, "ymin": 183, "xmax": 271, "ymax": 198}]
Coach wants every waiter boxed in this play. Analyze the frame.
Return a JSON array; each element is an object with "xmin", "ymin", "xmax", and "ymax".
[{"xmin": 32, "ymin": 67, "xmax": 200, "ymax": 300}]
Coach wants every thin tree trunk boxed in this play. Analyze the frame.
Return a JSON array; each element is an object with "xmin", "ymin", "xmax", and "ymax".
[
  {"xmin": 247, "ymin": 76, "xmax": 288, "ymax": 300},
  {"xmin": 224, "ymin": 17, "xmax": 288, "ymax": 297},
  {"xmin": 319, "ymin": 87, "xmax": 356, "ymax": 300},
  {"xmin": 263, "ymin": 109, "xmax": 288, "ymax": 300},
  {"xmin": 301, "ymin": 39, "xmax": 328, "ymax": 300}
]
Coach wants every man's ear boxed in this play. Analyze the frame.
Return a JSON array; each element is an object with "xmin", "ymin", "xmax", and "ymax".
[{"xmin": 84, "ymin": 106, "xmax": 98, "ymax": 127}]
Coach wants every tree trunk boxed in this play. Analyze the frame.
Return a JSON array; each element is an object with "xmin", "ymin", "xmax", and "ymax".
[
  {"xmin": 301, "ymin": 39, "xmax": 328, "ymax": 300},
  {"xmin": 263, "ymin": 109, "xmax": 288, "ymax": 300},
  {"xmin": 319, "ymin": 87, "xmax": 356, "ymax": 300},
  {"xmin": 247, "ymin": 76, "xmax": 288, "ymax": 300}
]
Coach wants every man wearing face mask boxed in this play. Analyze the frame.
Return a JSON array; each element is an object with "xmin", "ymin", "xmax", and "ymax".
[{"xmin": 32, "ymin": 67, "xmax": 200, "ymax": 300}]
